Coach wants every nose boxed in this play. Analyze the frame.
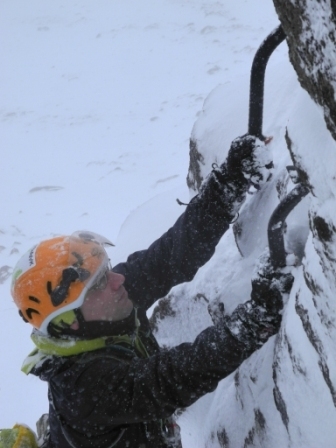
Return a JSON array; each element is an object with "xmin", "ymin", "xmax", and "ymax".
[{"xmin": 107, "ymin": 271, "xmax": 125, "ymax": 291}]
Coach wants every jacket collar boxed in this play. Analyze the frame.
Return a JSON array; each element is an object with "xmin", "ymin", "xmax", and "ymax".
[{"xmin": 22, "ymin": 309, "xmax": 148, "ymax": 374}]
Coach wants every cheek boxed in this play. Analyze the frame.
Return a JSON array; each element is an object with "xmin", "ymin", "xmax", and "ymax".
[
  {"xmin": 81, "ymin": 292, "xmax": 110, "ymax": 321},
  {"xmin": 80, "ymin": 288, "xmax": 129, "ymax": 322}
]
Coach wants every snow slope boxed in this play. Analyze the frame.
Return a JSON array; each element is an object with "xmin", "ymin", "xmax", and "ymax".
[{"xmin": 5, "ymin": 1, "xmax": 332, "ymax": 447}]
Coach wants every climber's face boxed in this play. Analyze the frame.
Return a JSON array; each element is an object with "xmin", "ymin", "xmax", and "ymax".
[{"xmin": 70, "ymin": 271, "xmax": 133, "ymax": 328}]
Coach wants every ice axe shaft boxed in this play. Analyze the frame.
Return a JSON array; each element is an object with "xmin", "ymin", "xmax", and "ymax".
[
  {"xmin": 248, "ymin": 25, "xmax": 286, "ymax": 140},
  {"xmin": 268, "ymin": 183, "xmax": 309, "ymax": 269}
]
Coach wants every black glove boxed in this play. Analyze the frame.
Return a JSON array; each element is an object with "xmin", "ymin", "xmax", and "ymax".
[
  {"xmin": 197, "ymin": 134, "xmax": 273, "ymax": 223},
  {"xmin": 226, "ymin": 134, "xmax": 273, "ymax": 189},
  {"xmin": 250, "ymin": 256, "xmax": 294, "ymax": 315},
  {"xmin": 223, "ymin": 251, "xmax": 294, "ymax": 349}
]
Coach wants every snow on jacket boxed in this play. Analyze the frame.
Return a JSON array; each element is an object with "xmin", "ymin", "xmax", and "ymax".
[{"xmin": 30, "ymin": 168, "xmax": 259, "ymax": 448}]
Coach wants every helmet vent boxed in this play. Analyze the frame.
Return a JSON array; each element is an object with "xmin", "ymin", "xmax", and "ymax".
[{"xmin": 49, "ymin": 268, "xmax": 79, "ymax": 307}]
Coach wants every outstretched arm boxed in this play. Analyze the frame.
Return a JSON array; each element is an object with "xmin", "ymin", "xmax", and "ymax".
[{"xmin": 114, "ymin": 135, "xmax": 273, "ymax": 309}]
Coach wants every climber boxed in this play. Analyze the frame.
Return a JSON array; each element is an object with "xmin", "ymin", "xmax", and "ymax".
[{"xmin": 11, "ymin": 135, "xmax": 294, "ymax": 448}]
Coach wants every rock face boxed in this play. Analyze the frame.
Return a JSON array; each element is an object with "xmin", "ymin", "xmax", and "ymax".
[
  {"xmin": 152, "ymin": 5, "xmax": 336, "ymax": 446},
  {"xmin": 273, "ymin": 0, "xmax": 336, "ymax": 141}
]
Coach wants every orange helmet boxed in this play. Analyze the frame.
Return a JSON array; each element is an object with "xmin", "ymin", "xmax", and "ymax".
[{"xmin": 11, "ymin": 231, "xmax": 113, "ymax": 334}]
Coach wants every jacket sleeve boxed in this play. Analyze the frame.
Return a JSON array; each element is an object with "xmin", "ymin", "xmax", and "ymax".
[
  {"xmin": 50, "ymin": 321, "xmax": 259, "ymax": 430},
  {"xmin": 113, "ymin": 166, "xmax": 248, "ymax": 310}
]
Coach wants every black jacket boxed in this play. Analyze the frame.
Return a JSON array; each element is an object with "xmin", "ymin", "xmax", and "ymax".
[{"xmin": 31, "ymin": 168, "xmax": 257, "ymax": 448}]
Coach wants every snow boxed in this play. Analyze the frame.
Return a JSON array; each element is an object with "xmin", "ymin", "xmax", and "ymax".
[{"xmin": 1, "ymin": 0, "xmax": 336, "ymax": 446}]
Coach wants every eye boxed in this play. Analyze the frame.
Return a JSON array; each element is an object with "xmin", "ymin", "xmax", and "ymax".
[
  {"xmin": 91, "ymin": 271, "xmax": 108, "ymax": 291},
  {"xmin": 96, "ymin": 275, "xmax": 107, "ymax": 290}
]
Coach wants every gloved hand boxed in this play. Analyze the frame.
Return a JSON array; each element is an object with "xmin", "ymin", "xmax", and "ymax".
[
  {"xmin": 250, "ymin": 249, "xmax": 294, "ymax": 315},
  {"xmin": 224, "ymin": 250, "xmax": 294, "ymax": 349},
  {"xmin": 225, "ymin": 134, "xmax": 273, "ymax": 189},
  {"xmin": 196, "ymin": 134, "xmax": 273, "ymax": 223}
]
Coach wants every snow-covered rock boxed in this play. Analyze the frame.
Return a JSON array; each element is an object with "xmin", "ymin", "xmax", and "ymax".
[{"xmin": 153, "ymin": 33, "xmax": 336, "ymax": 447}]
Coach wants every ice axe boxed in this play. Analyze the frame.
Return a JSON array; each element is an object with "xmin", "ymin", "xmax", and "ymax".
[
  {"xmin": 248, "ymin": 25, "xmax": 310, "ymax": 268},
  {"xmin": 233, "ymin": 25, "xmax": 309, "ymax": 267}
]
